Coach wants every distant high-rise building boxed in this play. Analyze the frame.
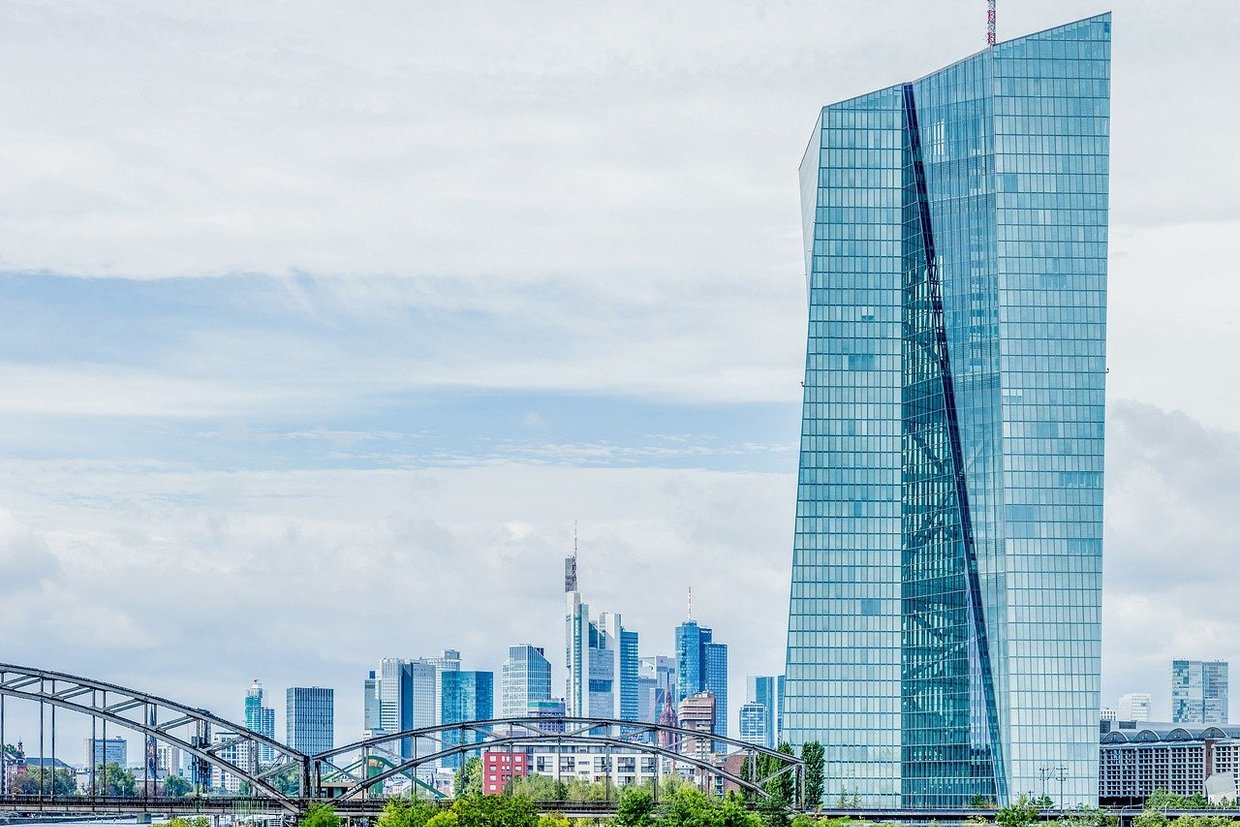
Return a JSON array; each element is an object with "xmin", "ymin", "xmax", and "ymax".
[
  {"xmin": 619, "ymin": 628, "xmax": 640, "ymax": 721},
  {"xmin": 564, "ymin": 551, "xmax": 633, "ymax": 719},
  {"xmin": 747, "ymin": 676, "xmax": 785, "ymax": 749},
  {"xmin": 677, "ymin": 692, "xmax": 716, "ymax": 759},
  {"xmin": 502, "ymin": 644, "xmax": 553, "ymax": 717},
  {"xmin": 423, "ymin": 649, "xmax": 461, "ymax": 726},
  {"xmin": 364, "ymin": 670, "xmax": 381, "ymax": 730},
  {"xmin": 640, "ymin": 656, "xmax": 678, "ymax": 724},
  {"xmin": 739, "ymin": 702, "xmax": 768, "ymax": 747},
  {"xmin": 84, "ymin": 737, "xmax": 127, "ymax": 767},
  {"xmin": 369, "ymin": 657, "xmax": 439, "ymax": 759},
  {"xmin": 1118, "ymin": 693, "xmax": 1152, "ymax": 722},
  {"xmin": 1172, "ymin": 661, "xmax": 1229, "ymax": 724},
  {"xmin": 529, "ymin": 698, "xmax": 567, "ymax": 733},
  {"xmin": 676, "ymin": 619, "xmax": 728, "ymax": 742},
  {"xmin": 784, "ymin": 13, "xmax": 1111, "ymax": 808},
  {"xmin": 286, "ymin": 687, "xmax": 334, "ymax": 755},
  {"xmin": 1099, "ymin": 708, "xmax": 1117, "ymax": 722},
  {"xmin": 244, "ymin": 680, "xmax": 277, "ymax": 763},
  {"xmin": 440, "ymin": 670, "xmax": 494, "ymax": 769}
]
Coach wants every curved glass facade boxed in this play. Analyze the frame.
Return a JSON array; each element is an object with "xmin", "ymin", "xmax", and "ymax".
[{"xmin": 785, "ymin": 14, "xmax": 1109, "ymax": 808}]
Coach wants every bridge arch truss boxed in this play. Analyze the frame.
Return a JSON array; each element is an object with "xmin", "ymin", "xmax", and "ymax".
[
  {"xmin": 313, "ymin": 716, "xmax": 802, "ymax": 804},
  {"xmin": 0, "ymin": 663, "xmax": 308, "ymax": 813}
]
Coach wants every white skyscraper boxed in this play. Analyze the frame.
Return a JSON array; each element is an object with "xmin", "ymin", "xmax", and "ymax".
[{"xmin": 1118, "ymin": 693, "xmax": 1152, "ymax": 722}]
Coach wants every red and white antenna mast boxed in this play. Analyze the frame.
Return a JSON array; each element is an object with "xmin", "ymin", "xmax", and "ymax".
[{"xmin": 987, "ymin": 0, "xmax": 996, "ymax": 46}]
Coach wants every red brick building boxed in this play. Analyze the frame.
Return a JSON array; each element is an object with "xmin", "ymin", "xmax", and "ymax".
[{"xmin": 482, "ymin": 750, "xmax": 528, "ymax": 795}]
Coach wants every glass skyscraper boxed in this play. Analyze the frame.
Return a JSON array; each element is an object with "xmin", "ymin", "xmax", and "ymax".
[
  {"xmin": 676, "ymin": 620, "xmax": 729, "ymax": 743},
  {"xmin": 502, "ymin": 644, "xmax": 553, "ymax": 717},
  {"xmin": 747, "ymin": 675, "xmax": 784, "ymax": 749},
  {"xmin": 286, "ymin": 687, "xmax": 334, "ymax": 755},
  {"xmin": 244, "ymin": 680, "xmax": 276, "ymax": 763},
  {"xmin": 785, "ymin": 14, "xmax": 1110, "ymax": 808},
  {"xmin": 1172, "ymin": 660, "xmax": 1229, "ymax": 724},
  {"xmin": 440, "ymin": 670, "xmax": 494, "ymax": 769}
]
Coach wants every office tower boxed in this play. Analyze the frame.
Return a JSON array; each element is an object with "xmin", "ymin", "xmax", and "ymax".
[
  {"xmin": 84, "ymin": 737, "xmax": 127, "ymax": 767},
  {"xmin": 640, "ymin": 656, "xmax": 678, "ymax": 724},
  {"xmin": 1172, "ymin": 661, "xmax": 1229, "ymax": 724},
  {"xmin": 363, "ymin": 670, "xmax": 381, "ymax": 731},
  {"xmin": 244, "ymin": 680, "xmax": 277, "ymax": 763},
  {"xmin": 739, "ymin": 702, "xmax": 768, "ymax": 747},
  {"xmin": 1099, "ymin": 708, "xmax": 1117, "ymax": 723},
  {"xmin": 747, "ymin": 675, "xmax": 785, "ymax": 749},
  {"xmin": 675, "ymin": 620, "xmax": 728, "ymax": 743},
  {"xmin": 155, "ymin": 745, "xmax": 182, "ymax": 776},
  {"xmin": 378, "ymin": 657, "xmax": 413, "ymax": 734},
  {"xmin": 529, "ymin": 698, "xmax": 567, "ymax": 733},
  {"xmin": 677, "ymin": 692, "xmax": 716, "ymax": 759},
  {"xmin": 369, "ymin": 658, "xmax": 438, "ymax": 759},
  {"xmin": 620, "ymin": 629, "xmax": 640, "ymax": 721},
  {"xmin": 1118, "ymin": 693, "xmax": 1152, "ymax": 722},
  {"xmin": 785, "ymin": 14, "xmax": 1111, "ymax": 808},
  {"xmin": 424, "ymin": 649, "xmax": 461, "ymax": 726},
  {"xmin": 564, "ymin": 551, "xmax": 632, "ymax": 719},
  {"xmin": 440, "ymin": 670, "xmax": 494, "ymax": 769},
  {"xmin": 502, "ymin": 644, "xmax": 553, "ymax": 717},
  {"xmin": 286, "ymin": 687, "xmax": 334, "ymax": 755}
]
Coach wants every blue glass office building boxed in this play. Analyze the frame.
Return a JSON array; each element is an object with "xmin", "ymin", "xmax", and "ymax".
[
  {"xmin": 440, "ymin": 670, "xmax": 494, "ymax": 769},
  {"xmin": 785, "ymin": 15, "xmax": 1109, "ymax": 808}
]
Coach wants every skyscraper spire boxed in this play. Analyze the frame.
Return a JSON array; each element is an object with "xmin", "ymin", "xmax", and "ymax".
[
  {"xmin": 564, "ymin": 521, "xmax": 579, "ymax": 593},
  {"xmin": 687, "ymin": 586, "xmax": 693, "ymax": 621}
]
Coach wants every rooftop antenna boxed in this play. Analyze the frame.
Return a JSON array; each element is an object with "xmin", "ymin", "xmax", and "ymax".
[
  {"xmin": 987, "ymin": 0, "xmax": 996, "ymax": 47},
  {"xmin": 688, "ymin": 586, "xmax": 693, "ymax": 621}
]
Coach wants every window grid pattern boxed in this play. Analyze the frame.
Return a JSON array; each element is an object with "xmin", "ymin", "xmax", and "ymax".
[
  {"xmin": 785, "ymin": 13, "xmax": 1109, "ymax": 808},
  {"xmin": 787, "ymin": 85, "xmax": 906, "ymax": 806}
]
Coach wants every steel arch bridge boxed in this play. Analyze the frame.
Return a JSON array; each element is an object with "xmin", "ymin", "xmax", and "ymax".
[
  {"xmin": 0, "ymin": 663, "xmax": 310, "ymax": 813},
  {"xmin": 0, "ymin": 664, "xmax": 801, "ymax": 818},
  {"xmin": 315, "ymin": 716, "xmax": 801, "ymax": 803}
]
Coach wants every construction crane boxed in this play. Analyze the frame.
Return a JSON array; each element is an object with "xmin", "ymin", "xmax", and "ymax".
[{"xmin": 987, "ymin": 0, "xmax": 996, "ymax": 46}]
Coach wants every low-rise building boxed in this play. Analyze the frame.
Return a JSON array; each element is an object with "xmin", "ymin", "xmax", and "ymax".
[
  {"xmin": 483, "ymin": 750, "xmax": 528, "ymax": 795},
  {"xmin": 1100, "ymin": 720, "xmax": 1240, "ymax": 805},
  {"xmin": 527, "ymin": 745, "xmax": 660, "ymax": 788}
]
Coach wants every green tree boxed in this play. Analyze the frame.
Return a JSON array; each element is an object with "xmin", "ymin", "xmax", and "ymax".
[
  {"xmin": 426, "ymin": 812, "xmax": 459, "ymax": 827},
  {"xmin": 377, "ymin": 796, "xmax": 439, "ymax": 827},
  {"xmin": 1146, "ymin": 791, "xmax": 1212, "ymax": 812},
  {"xmin": 95, "ymin": 763, "xmax": 136, "ymax": 797},
  {"xmin": 720, "ymin": 791, "xmax": 763, "ymax": 827},
  {"xmin": 537, "ymin": 815, "xmax": 569, "ymax": 827},
  {"xmin": 615, "ymin": 785, "xmax": 658, "ymax": 827},
  {"xmin": 662, "ymin": 785, "xmax": 721, "ymax": 827},
  {"xmin": 163, "ymin": 774, "xmax": 193, "ymax": 797},
  {"xmin": 996, "ymin": 795, "xmax": 1041, "ymax": 827},
  {"xmin": 564, "ymin": 778, "xmax": 608, "ymax": 802},
  {"xmin": 509, "ymin": 774, "xmax": 564, "ymax": 802},
  {"xmin": 758, "ymin": 743, "xmax": 797, "ymax": 827},
  {"xmin": 166, "ymin": 818, "xmax": 211, "ymax": 827},
  {"xmin": 1133, "ymin": 811, "xmax": 1169, "ymax": 827},
  {"xmin": 300, "ymin": 803, "xmax": 342, "ymax": 827},
  {"xmin": 452, "ymin": 794, "xmax": 538, "ymax": 827},
  {"xmin": 13, "ymin": 767, "xmax": 77, "ymax": 797},
  {"xmin": 454, "ymin": 757, "xmax": 484, "ymax": 798},
  {"xmin": 1057, "ymin": 806, "xmax": 1117, "ymax": 827},
  {"xmin": 801, "ymin": 742, "xmax": 825, "ymax": 810}
]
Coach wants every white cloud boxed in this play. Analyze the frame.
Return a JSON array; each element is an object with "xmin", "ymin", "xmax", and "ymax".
[
  {"xmin": 1102, "ymin": 401, "xmax": 1240, "ymax": 719},
  {"xmin": 0, "ymin": 459, "xmax": 795, "ymax": 745}
]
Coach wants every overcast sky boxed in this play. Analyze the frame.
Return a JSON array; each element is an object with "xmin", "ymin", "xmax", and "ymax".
[{"xmin": 1, "ymin": 0, "xmax": 1239, "ymax": 753}]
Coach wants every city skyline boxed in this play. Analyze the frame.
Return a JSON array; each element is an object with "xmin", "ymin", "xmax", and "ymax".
[{"xmin": 1, "ymin": 0, "xmax": 1239, "ymax": 769}]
